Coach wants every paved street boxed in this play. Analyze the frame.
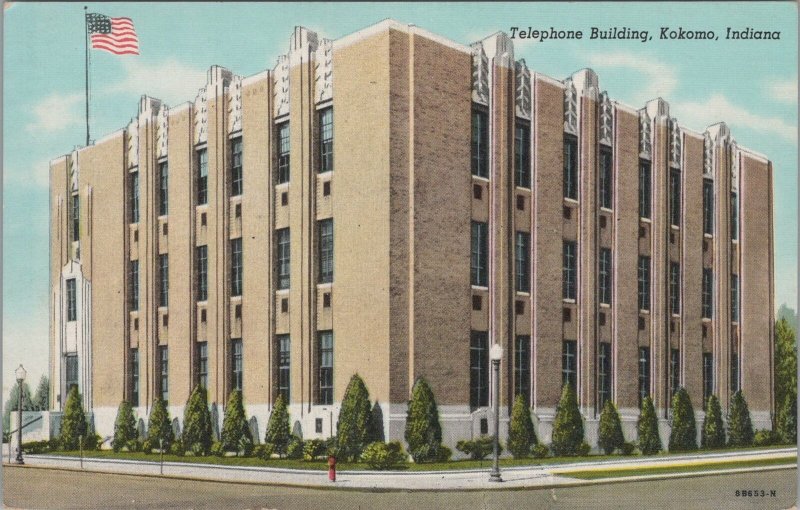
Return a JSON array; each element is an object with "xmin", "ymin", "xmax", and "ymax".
[{"xmin": 4, "ymin": 466, "xmax": 797, "ymax": 509}]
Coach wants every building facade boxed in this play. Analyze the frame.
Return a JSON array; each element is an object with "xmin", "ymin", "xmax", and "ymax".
[{"xmin": 49, "ymin": 20, "xmax": 774, "ymax": 449}]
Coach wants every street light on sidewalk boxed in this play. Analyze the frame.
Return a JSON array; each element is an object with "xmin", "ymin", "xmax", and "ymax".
[
  {"xmin": 489, "ymin": 344, "xmax": 503, "ymax": 483},
  {"xmin": 15, "ymin": 364, "xmax": 27, "ymax": 465}
]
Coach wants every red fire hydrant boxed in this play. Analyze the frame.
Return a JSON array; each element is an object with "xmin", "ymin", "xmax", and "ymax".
[{"xmin": 328, "ymin": 454, "xmax": 337, "ymax": 482}]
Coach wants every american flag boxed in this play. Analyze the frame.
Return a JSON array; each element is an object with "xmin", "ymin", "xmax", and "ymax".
[{"xmin": 86, "ymin": 13, "xmax": 139, "ymax": 55}]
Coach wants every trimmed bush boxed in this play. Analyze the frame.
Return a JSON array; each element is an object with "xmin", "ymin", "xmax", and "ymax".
[
  {"xmin": 169, "ymin": 439, "xmax": 184, "ymax": 456},
  {"xmin": 753, "ymin": 429, "xmax": 778, "ymax": 447},
  {"xmin": 59, "ymin": 386, "xmax": 88, "ymax": 450},
  {"xmin": 113, "ymin": 401, "xmax": 137, "ymax": 453},
  {"xmin": 325, "ymin": 435, "xmax": 339, "ymax": 457},
  {"xmin": 437, "ymin": 445, "xmax": 452, "ymax": 462},
  {"xmin": 728, "ymin": 391, "xmax": 754, "ymax": 447},
  {"xmin": 550, "ymin": 384, "xmax": 584, "ymax": 456},
  {"xmin": 532, "ymin": 444, "xmax": 549, "ymax": 459},
  {"xmin": 404, "ymin": 378, "xmax": 443, "ymax": 463},
  {"xmin": 303, "ymin": 439, "xmax": 327, "ymax": 461},
  {"xmin": 360, "ymin": 441, "xmax": 406, "ymax": 470},
  {"xmin": 254, "ymin": 443, "xmax": 274, "ymax": 461},
  {"xmin": 147, "ymin": 398, "xmax": 175, "ymax": 451},
  {"xmin": 221, "ymin": 390, "xmax": 252, "ymax": 455},
  {"xmin": 598, "ymin": 400, "xmax": 625, "ymax": 455},
  {"xmin": 286, "ymin": 436, "xmax": 304, "ymax": 459},
  {"xmin": 367, "ymin": 402, "xmax": 386, "ymax": 444},
  {"xmin": 264, "ymin": 395, "xmax": 291, "ymax": 458},
  {"xmin": 669, "ymin": 387, "xmax": 697, "ymax": 452},
  {"xmin": 508, "ymin": 394, "xmax": 537, "ymax": 458},
  {"xmin": 182, "ymin": 385, "xmax": 213, "ymax": 456},
  {"xmin": 577, "ymin": 442, "xmax": 591, "ymax": 457},
  {"xmin": 701, "ymin": 395, "xmax": 725, "ymax": 449},
  {"xmin": 638, "ymin": 396, "xmax": 662, "ymax": 455},
  {"xmin": 210, "ymin": 441, "xmax": 224, "ymax": 457},
  {"xmin": 456, "ymin": 436, "xmax": 502, "ymax": 460},
  {"xmin": 336, "ymin": 374, "xmax": 372, "ymax": 461},
  {"xmin": 620, "ymin": 442, "xmax": 635, "ymax": 455},
  {"xmin": 126, "ymin": 439, "xmax": 142, "ymax": 453},
  {"xmin": 21, "ymin": 440, "xmax": 51, "ymax": 454},
  {"xmin": 777, "ymin": 392, "xmax": 797, "ymax": 444}
]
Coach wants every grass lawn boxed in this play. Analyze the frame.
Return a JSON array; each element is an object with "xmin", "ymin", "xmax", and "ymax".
[
  {"xmin": 561, "ymin": 456, "xmax": 797, "ymax": 480},
  {"xmin": 39, "ymin": 444, "xmax": 796, "ymax": 472}
]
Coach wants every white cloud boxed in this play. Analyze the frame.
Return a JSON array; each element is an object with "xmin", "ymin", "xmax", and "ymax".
[
  {"xmin": 586, "ymin": 51, "xmax": 678, "ymax": 105},
  {"xmin": 673, "ymin": 93, "xmax": 797, "ymax": 144},
  {"xmin": 25, "ymin": 92, "xmax": 83, "ymax": 133},
  {"xmin": 767, "ymin": 78, "xmax": 797, "ymax": 105},
  {"xmin": 105, "ymin": 59, "xmax": 208, "ymax": 105}
]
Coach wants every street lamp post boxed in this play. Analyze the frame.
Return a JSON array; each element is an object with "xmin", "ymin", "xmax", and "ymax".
[
  {"xmin": 489, "ymin": 344, "xmax": 503, "ymax": 483},
  {"xmin": 15, "ymin": 364, "xmax": 26, "ymax": 465}
]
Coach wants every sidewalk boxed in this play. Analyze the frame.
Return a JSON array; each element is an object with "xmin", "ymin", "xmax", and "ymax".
[{"xmin": 7, "ymin": 447, "xmax": 796, "ymax": 492}]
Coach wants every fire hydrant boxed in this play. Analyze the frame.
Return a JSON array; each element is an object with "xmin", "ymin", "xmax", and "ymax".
[{"xmin": 328, "ymin": 454, "xmax": 337, "ymax": 482}]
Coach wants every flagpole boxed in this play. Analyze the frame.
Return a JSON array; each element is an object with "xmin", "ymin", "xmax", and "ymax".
[{"xmin": 84, "ymin": 5, "xmax": 90, "ymax": 146}]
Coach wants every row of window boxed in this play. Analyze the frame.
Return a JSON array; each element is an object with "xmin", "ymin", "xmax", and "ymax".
[{"xmin": 127, "ymin": 332, "xmax": 335, "ymax": 407}]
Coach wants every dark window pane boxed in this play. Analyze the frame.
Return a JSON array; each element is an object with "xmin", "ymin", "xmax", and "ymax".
[
  {"xmin": 702, "ymin": 268, "xmax": 713, "ymax": 319},
  {"xmin": 319, "ymin": 108, "xmax": 333, "ymax": 173},
  {"xmin": 598, "ymin": 342, "xmax": 612, "ymax": 408},
  {"xmin": 639, "ymin": 161, "xmax": 651, "ymax": 219},
  {"xmin": 159, "ymin": 161, "xmax": 169, "ymax": 216},
  {"xmin": 670, "ymin": 169, "xmax": 681, "ymax": 227},
  {"xmin": 471, "ymin": 110, "xmax": 488, "ymax": 178},
  {"xmin": 638, "ymin": 347, "xmax": 650, "ymax": 404},
  {"xmin": 599, "ymin": 147, "xmax": 613, "ymax": 209},
  {"xmin": 515, "ymin": 123, "xmax": 530, "ymax": 188},
  {"xmin": 66, "ymin": 278, "xmax": 77, "ymax": 321},
  {"xmin": 599, "ymin": 248, "xmax": 612, "ymax": 305},
  {"xmin": 638, "ymin": 256, "xmax": 650, "ymax": 311},
  {"xmin": 197, "ymin": 149, "xmax": 208, "ymax": 205},
  {"xmin": 196, "ymin": 246, "xmax": 208, "ymax": 301},
  {"xmin": 318, "ymin": 331, "xmax": 334, "ymax": 404},
  {"xmin": 129, "ymin": 261, "xmax": 139, "ymax": 311},
  {"xmin": 276, "ymin": 228, "xmax": 290, "ymax": 290},
  {"xmin": 563, "ymin": 241, "xmax": 577, "ymax": 300},
  {"xmin": 515, "ymin": 232, "xmax": 530, "ymax": 292},
  {"xmin": 514, "ymin": 335, "xmax": 530, "ymax": 402},
  {"xmin": 470, "ymin": 331, "xmax": 489, "ymax": 407},
  {"xmin": 278, "ymin": 335, "xmax": 291, "ymax": 401},
  {"xmin": 703, "ymin": 179, "xmax": 713, "ymax": 235},
  {"xmin": 231, "ymin": 238, "xmax": 243, "ymax": 297},
  {"xmin": 562, "ymin": 340, "xmax": 577, "ymax": 389},
  {"xmin": 231, "ymin": 138, "xmax": 243, "ymax": 196},
  {"xmin": 130, "ymin": 171, "xmax": 139, "ymax": 223},
  {"xmin": 670, "ymin": 262, "xmax": 681, "ymax": 315},
  {"xmin": 277, "ymin": 123, "xmax": 290, "ymax": 184},
  {"xmin": 231, "ymin": 339, "xmax": 243, "ymax": 391},
  {"xmin": 471, "ymin": 222, "xmax": 488, "ymax": 286},
  {"xmin": 318, "ymin": 219, "xmax": 333, "ymax": 283},
  {"xmin": 159, "ymin": 254, "xmax": 169, "ymax": 307},
  {"xmin": 563, "ymin": 136, "xmax": 578, "ymax": 200}
]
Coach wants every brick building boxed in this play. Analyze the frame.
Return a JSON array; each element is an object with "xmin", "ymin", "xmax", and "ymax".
[{"xmin": 49, "ymin": 20, "xmax": 774, "ymax": 448}]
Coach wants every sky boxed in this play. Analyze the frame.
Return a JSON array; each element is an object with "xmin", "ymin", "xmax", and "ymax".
[{"xmin": 3, "ymin": 2, "xmax": 797, "ymax": 402}]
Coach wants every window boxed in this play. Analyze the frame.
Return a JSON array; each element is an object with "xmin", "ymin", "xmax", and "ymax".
[
  {"xmin": 514, "ymin": 122, "xmax": 530, "ymax": 188},
  {"xmin": 702, "ymin": 179, "xmax": 713, "ymax": 235},
  {"xmin": 130, "ymin": 171, "xmax": 139, "ymax": 223},
  {"xmin": 598, "ymin": 342, "xmax": 612, "ymax": 408},
  {"xmin": 196, "ymin": 246, "xmax": 208, "ymax": 301},
  {"xmin": 670, "ymin": 262, "xmax": 681, "ymax": 315},
  {"xmin": 71, "ymin": 194, "xmax": 80, "ymax": 241},
  {"xmin": 599, "ymin": 248, "xmax": 612, "ymax": 305},
  {"xmin": 130, "ymin": 349, "xmax": 139, "ymax": 406},
  {"xmin": 65, "ymin": 354, "xmax": 79, "ymax": 393},
  {"xmin": 197, "ymin": 149, "xmax": 208, "ymax": 205},
  {"xmin": 563, "ymin": 135, "xmax": 578, "ymax": 200},
  {"xmin": 599, "ymin": 147, "xmax": 613, "ymax": 209},
  {"xmin": 670, "ymin": 348, "xmax": 680, "ymax": 399},
  {"xmin": 471, "ymin": 110, "xmax": 488, "ymax": 178},
  {"xmin": 638, "ymin": 347, "xmax": 650, "ymax": 404},
  {"xmin": 277, "ymin": 122, "xmax": 290, "ymax": 184},
  {"xmin": 319, "ymin": 108, "xmax": 333, "ymax": 173},
  {"xmin": 471, "ymin": 222, "xmax": 488, "ymax": 287},
  {"xmin": 231, "ymin": 137, "xmax": 243, "ymax": 196},
  {"xmin": 562, "ymin": 241, "xmax": 577, "ymax": 300},
  {"xmin": 276, "ymin": 228, "xmax": 290, "ymax": 290},
  {"xmin": 639, "ymin": 161, "xmax": 651, "ymax": 219},
  {"xmin": 318, "ymin": 219, "xmax": 333, "ymax": 283},
  {"xmin": 731, "ymin": 351, "xmax": 739, "ymax": 393},
  {"xmin": 66, "ymin": 278, "xmax": 77, "ymax": 321},
  {"xmin": 231, "ymin": 238, "xmax": 243, "ymax": 297},
  {"xmin": 159, "ymin": 161, "xmax": 169, "ymax": 216},
  {"xmin": 703, "ymin": 353, "xmax": 713, "ymax": 403},
  {"xmin": 160, "ymin": 346, "xmax": 169, "ymax": 404},
  {"xmin": 515, "ymin": 232, "xmax": 530, "ymax": 292},
  {"xmin": 129, "ymin": 260, "xmax": 139, "ymax": 311},
  {"xmin": 277, "ymin": 335, "xmax": 290, "ymax": 402},
  {"xmin": 197, "ymin": 342, "xmax": 208, "ymax": 389},
  {"xmin": 638, "ymin": 256, "xmax": 650, "ymax": 311},
  {"xmin": 670, "ymin": 169, "xmax": 681, "ymax": 227},
  {"xmin": 514, "ymin": 335, "xmax": 530, "ymax": 401},
  {"xmin": 731, "ymin": 274, "xmax": 739, "ymax": 322},
  {"xmin": 318, "ymin": 331, "xmax": 334, "ymax": 405},
  {"xmin": 730, "ymin": 192, "xmax": 738, "ymax": 241},
  {"xmin": 562, "ymin": 340, "xmax": 577, "ymax": 389},
  {"xmin": 470, "ymin": 331, "xmax": 489, "ymax": 407},
  {"xmin": 159, "ymin": 254, "xmax": 169, "ymax": 307},
  {"xmin": 702, "ymin": 268, "xmax": 713, "ymax": 319},
  {"xmin": 231, "ymin": 339, "xmax": 243, "ymax": 392}
]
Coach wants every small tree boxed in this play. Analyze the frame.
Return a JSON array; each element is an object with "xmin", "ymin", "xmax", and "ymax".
[
  {"xmin": 597, "ymin": 400, "xmax": 625, "ymax": 455},
  {"xmin": 336, "ymin": 374, "xmax": 372, "ymax": 461},
  {"xmin": 367, "ymin": 401, "xmax": 386, "ymax": 444},
  {"xmin": 777, "ymin": 392, "xmax": 797, "ymax": 444},
  {"xmin": 113, "ymin": 401, "xmax": 137, "ymax": 452},
  {"xmin": 668, "ymin": 387, "xmax": 697, "ymax": 452},
  {"xmin": 182, "ymin": 385, "xmax": 213, "ymax": 455},
  {"xmin": 404, "ymin": 377, "xmax": 442, "ymax": 463},
  {"xmin": 728, "ymin": 391, "xmax": 754, "ymax": 447},
  {"xmin": 33, "ymin": 376, "xmax": 50, "ymax": 411},
  {"xmin": 264, "ymin": 394, "xmax": 291, "ymax": 457},
  {"xmin": 507, "ymin": 394, "xmax": 537, "ymax": 458},
  {"xmin": 221, "ymin": 389, "xmax": 251, "ymax": 454},
  {"xmin": 701, "ymin": 395, "xmax": 725, "ymax": 449},
  {"xmin": 637, "ymin": 396, "xmax": 662, "ymax": 455},
  {"xmin": 147, "ymin": 398, "xmax": 175, "ymax": 451},
  {"xmin": 3, "ymin": 381, "xmax": 33, "ymax": 433},
  {"xmin": 59, "ymin": 386, "xmax": 88, "ymax": 450},
  {"xmin": 551, "ymin": 384, "xmax": 583, "ymax": 456}
]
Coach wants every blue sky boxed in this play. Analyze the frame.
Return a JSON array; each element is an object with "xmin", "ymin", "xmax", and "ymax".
[{"xmin": 3, "ymin": 2, "xmax": 797, "ymax": 400}]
